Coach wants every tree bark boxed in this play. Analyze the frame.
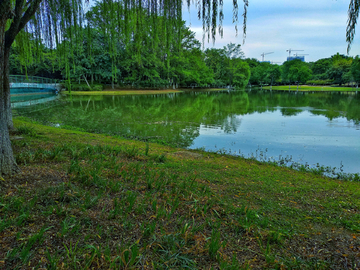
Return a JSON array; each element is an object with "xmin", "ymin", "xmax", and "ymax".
[
  {"xmin": 0, "ymin": 11, "xmax": 19, "ymax": 176},
  {"xmin": 4, "ymin": 48, "xmax": 14, "ymax": 130}
]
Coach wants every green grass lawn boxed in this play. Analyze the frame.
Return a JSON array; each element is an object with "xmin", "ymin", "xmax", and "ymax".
[
  {"xmin": 1, "ymin": 118, "xmax": 359, "ymax": 269},
  {"xmin": 263, "ymin": 85, "xmax": 358, "ymax": 92}
]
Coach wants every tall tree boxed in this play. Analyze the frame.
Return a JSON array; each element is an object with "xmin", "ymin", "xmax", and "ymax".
[
  {"xmin": 282, "ymin": 59, "xmax": 312, "ymax": 84},
  {"xmin": 326, "ymin": 53, "xmax": 353, "ymax": 86},
  {"xmin": 1, "ymin": 0, "xmax": 44, "ymax": 175},
  {"xmin": 351, "ymin": 56, "xmax": 360, "ymax": 85}
]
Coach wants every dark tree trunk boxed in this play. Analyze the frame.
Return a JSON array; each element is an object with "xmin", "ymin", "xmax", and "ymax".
[
  {"xmin": 4, "ymin": 48, "xmax": 14, "ymax": 130},
  {"xmin": 0, "ymin": 12, "xmax": 19, "ymax": 176}
]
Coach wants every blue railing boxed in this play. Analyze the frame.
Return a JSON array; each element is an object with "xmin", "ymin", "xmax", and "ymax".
[
  {"xmin": 9, "ymin": 75, "xmax": 60, "ymax": 84},
  {"xmin": 10, "ymin": 75, "xmax": 63, "ymax": 107}
]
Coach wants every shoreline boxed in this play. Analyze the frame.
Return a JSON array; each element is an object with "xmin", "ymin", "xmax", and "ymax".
[
  {"xmin": 61, "ymin": 88, "xmax": 228, "ymax": 96},
  {"xmin": 262, "ymin": 85, "xmax": 359, "ymax": 92}
]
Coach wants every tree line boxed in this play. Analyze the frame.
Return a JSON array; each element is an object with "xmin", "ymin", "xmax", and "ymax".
[
  {"xmin": 9, "ymin": 5, "xmax": 360, "ymax": 90},
  {"xmin": 9, "ymin": 5, "xmax": 251, "ymax": 90},
  {"xmin": 246, "ymin": 53, "xmax": 360, "ymax": 87}
]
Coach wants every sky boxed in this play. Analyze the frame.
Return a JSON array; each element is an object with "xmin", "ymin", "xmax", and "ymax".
[{"xmin": 182, "ymin": 0, "xmax": 360, "ymax": 64}]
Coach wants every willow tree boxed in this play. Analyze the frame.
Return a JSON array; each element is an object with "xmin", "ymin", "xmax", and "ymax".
[{"xmin": 0, "ymin": 0, "xmax": 359, "ymax": 176}]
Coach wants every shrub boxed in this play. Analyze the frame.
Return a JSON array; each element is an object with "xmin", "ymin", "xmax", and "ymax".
[{"xmin": 92, "ymin": 85, "xmax": 103, "ymax": 91}]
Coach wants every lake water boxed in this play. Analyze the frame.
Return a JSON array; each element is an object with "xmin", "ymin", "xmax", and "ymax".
[{"xmin": 17, "ymin": 90, "xmax": 360, "ymax": 174}]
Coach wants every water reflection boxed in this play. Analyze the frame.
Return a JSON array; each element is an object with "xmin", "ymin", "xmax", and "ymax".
[{"xmin": 18, "ymin": 90, "xmax": 360, "ymax": 173}]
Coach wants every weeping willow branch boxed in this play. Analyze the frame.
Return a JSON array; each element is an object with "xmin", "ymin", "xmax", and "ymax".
[{"xmin": 347, "ymin": 0, "xmax": 359, "ymax": 53}]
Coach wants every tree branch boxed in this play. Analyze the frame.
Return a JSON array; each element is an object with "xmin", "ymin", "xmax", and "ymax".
[
  {"xmin": 5, "ymin": 0, "xmax": 42, "ymax": 48},
  {"xmin": 0, "ymin": 0, "xmax": 11, "ymax": 18},
  {"xmin": 346, "ymin": 0, "xmax": 360, "ymax": 53}
]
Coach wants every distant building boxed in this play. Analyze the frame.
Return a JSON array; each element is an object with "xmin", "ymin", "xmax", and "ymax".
[
  {"xmin": 260, "ymin": 61, "xmax": 271, "ymax": 63},
  {"xmin": 287, "ymin": 56, "xmax": 305, "ymax": 62}
]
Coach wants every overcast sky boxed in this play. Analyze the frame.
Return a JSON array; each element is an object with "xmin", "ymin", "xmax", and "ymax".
[{"xmin": 183, "ymin": 0, "xmax": 360, "ymax": 64}]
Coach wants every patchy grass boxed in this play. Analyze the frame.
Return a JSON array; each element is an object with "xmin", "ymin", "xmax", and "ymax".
[
  {"xmin": 263, "ymin": 85, "xmax": 358, "ymax": 92},
  {"xmin": 1, "ymin": 118, "xmax": 359, "ymax": 269}
]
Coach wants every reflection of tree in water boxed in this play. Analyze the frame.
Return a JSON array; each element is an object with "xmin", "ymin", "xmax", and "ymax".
[
  {"xmin": 22, "ymin": 91, "xmax": 249, "ymax": 147},
  {"xmin": 247, "ymin": 91, "xmax": 360, "ymax": 124},
  {"xmin": 20, "ymin": 90, "xmax": 360, "ymax": 147},
  {"xmin": 280, "ymin": 108, "xmax": 303, "ymax": 117}
]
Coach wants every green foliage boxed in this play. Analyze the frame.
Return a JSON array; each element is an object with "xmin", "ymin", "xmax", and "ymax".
[
  {"xmin": 326, "ymin": 53, "xmax": 353, "ymax": 86},
  {"xmin": 282, "ymin": 59, "xmax": 312, "ymax": 84},
  {"xmin": 230, "ymin": 59, "xmax": 251, "ymax": 88},
  {"xmin": 16, "ymin": 125, "xmax": 37, "ymax": 137},
  {"xmin": 246, "ymin": 61, "xmax": 281, "ymax": 86},
  {"xmin": 69, "ymin": 83, "xmax": 103, "ymax": 91},
  {"xmin": 204, "ymin": 43, "xmax": 250, "ymax": 88},
  {"xmin": 350, "ymin": 56, "xmax": 360, "ymax": 84}
]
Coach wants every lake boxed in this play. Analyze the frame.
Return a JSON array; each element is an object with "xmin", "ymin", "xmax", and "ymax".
[{"xmin": 17, "ymin": 90, "xmax": 360, "ymax": 175}]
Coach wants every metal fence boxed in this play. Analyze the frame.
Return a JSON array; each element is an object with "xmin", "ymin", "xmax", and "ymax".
[{"xmin": 9, "ymin": 75, "xmax": 61, "ymax": 85}]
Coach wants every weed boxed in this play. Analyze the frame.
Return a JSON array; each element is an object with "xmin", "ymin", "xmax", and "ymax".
[
  {"xmin": 208, "ymin": 230, "xmax": 222, "ymax": 260},
  {"xmin": 83, "ymin": 192, "xmax": 101, "ymax": 209},
  {"xmin": 145, "ymin": 142, "xmax": 150, "ymax": 156},
  {"xmin": 6, "ymin": 226, "xmax": 51, "ymax": 266},
  {"xmin": 142, "ymin": 220, "xmax": 157, "ymax": 238},
  {"xmin": 45, "ymin": 248, "xmax": 60, "ymax": 269},
  {"xmin": 108, "ymin": 198, "xmax": 122, "ymax": 219},
  {"xmin": 152, "ymin": 153, "xmax": 166, "ymax": 163},
  {"xmin": 15, "ymin": 150, "xmax": 35, "ymax": 165},
  {"xmin": 16, "ymin": 125, "xmax": 37, "ymax": 136},
  {"xmin": 125, "ymin": 191, "xmax": 137, "ymax": 212},
  {"xmin": 123, "ymin": 145, "xmax": 139, "ymax": 159}
]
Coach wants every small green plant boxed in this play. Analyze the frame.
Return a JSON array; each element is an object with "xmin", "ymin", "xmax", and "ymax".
[
  {"xmin": 108, "ymin": 197, "xmax": 122, "ymax": 219},
  {"xmin": 117, "ymin": 244, "xmax": 140, "ymax": 268},
  {"xmin": 152, "ymin": 153, "xmax": 166, "ymax": 163},
  {"xmin": 45, "ymin": 248, "xmax": 60, "ymax": 270},
  {"xmin": 145, "ymin": 142, "xmax": 150, "ymax": 156},
  {"xmin": 142, "ymin": 220, "xmax": 157, "ymax": 238},
  {"xmin": 92, "ymin": 85, "xmax": 103, "ymax": 91},
  {"xmin": 123, "ymin": 145, "xmax": 139, "ymax": 159},
  {"xmin": 208, "ymin": 230, "xmax": 222, "ymax": 259},
  {"xmin": 16, "ymin": 125, "xmax": 37, "ymax": 136},
  {"xmin": 125, "ymin": 191, "xmax": 137, "ymax": 211},
  {"xmin": 15, "ymin": 150, "xmax": 35, "ymax": 165}
]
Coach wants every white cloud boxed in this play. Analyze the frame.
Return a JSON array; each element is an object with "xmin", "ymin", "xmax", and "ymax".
[{"xmin": 183, "ymin": 0, "xmax": 360, "ymax": 62}]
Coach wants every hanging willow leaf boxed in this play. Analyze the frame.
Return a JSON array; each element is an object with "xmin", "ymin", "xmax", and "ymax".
[{"xmin": 347, "ymin": 0, "xmax": 360, "ymax": 53}]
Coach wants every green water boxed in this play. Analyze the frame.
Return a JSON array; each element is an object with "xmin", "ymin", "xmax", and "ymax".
[{"xmin": 18, "ymin": 90, "xmax": 360, "ymax": 174}]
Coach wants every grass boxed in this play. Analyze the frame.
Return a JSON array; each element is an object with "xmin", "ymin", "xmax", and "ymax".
[
  {"xmin": 263, "ymin": 85, "xmax": 359, "ymax": 92},
  {"xmin": 1, "ymin": 118, "xmax": 360, "ymax": 269}
]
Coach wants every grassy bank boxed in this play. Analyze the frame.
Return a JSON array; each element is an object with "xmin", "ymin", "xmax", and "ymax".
[
  {"xmin": 1, "ymin": 118, "xmax": 360, "ymax": 269},
  {"xmin": 61, "ymin": 88, "xmax": 228, "ymax": 96},
  {"xmin": 61, "ymin": 89, "xmax": 183, "ymax": 96},
  {"xmin": 263, "ymin": 85, "xmax": 358, "ymax": 92}
]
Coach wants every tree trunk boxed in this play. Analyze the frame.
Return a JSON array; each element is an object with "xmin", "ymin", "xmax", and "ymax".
[
  {"xmin": 0, "ymin": 13, "xmax": 19, "ymax": 176},
  {"xmin": 4, "ymin": 48, "xmax": 14, "ymax": 130}
]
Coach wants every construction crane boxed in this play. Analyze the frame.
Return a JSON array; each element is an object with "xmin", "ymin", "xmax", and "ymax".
[
  {"xmin": 261, "ymin": 52, "xmax": 274, "ymax": 61},
  {"xmin": 286, "ymin": 49, "xmax": 303, "ymax": 57}
]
